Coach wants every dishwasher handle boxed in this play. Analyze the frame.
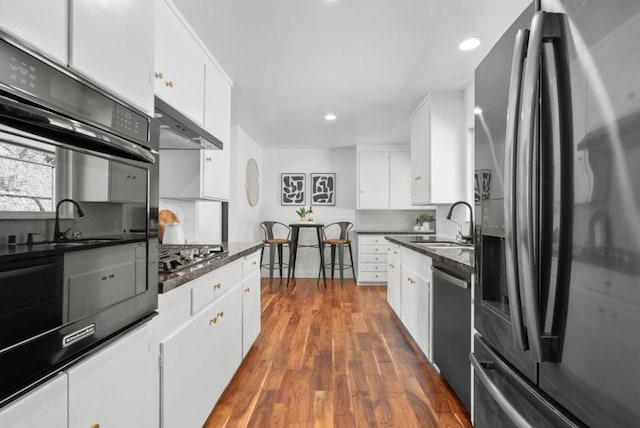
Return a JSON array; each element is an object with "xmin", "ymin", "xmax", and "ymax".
[{"xmin": 432, "ymin": 266, "xmax": 469, "ymax": 290}]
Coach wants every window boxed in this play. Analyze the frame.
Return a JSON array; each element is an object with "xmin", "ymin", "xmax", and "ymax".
[{"xmin": 0, "ymin": 141, "xmax": 56, "ymax": 212}]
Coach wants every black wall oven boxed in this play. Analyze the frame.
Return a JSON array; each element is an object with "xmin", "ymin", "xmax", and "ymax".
[{"xmin": 0, "ymin": 33, "xmax": 158, "ymax": 406}]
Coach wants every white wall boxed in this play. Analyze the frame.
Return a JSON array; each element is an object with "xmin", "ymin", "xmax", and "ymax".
[
  {"xmin": 261, "ymin": 147, "xmax": 357, "ymax": 277},
  {"xmin": 229, "ymin": 126, "xmax": 263, "ymax": 243}
]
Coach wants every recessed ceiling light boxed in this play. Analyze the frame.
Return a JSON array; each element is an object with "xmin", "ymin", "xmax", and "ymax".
[
  {"xmin": 324, "ymin": 114, "xmax": 337, "ymax": 121},
  {"xmin": 459, "ymin": 37, "xmax": 481, "ymax": 51}
]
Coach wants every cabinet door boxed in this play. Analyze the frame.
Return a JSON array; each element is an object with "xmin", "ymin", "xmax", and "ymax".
[
  {"xmin": 415, "ymin": 270, "xmax": 431, "ymax": 359},
  {"xmin": 202, "ymin": 149, "xmax": 230, "ymax": 201},
  {"xmin": 204, "ymin": 59, "xmax": 232, "ymax": 145},
  {"xmin": 389, "ymin": 151, "xmax": 412, "ymax": 209},
  {"xmin": 69, "ymin": 0, "xmax": 154, "ymax": 114},
  {"xmin": 410, "ymin": 100, "xmax": 431, "ymax": 205},
  {"xmin": 109, "ymin": 162, "xmax": 147, "ymax": 203},
  {"xmin": 159, "ymin": 149, "xmax": 201, "ymax": 198},
  {"xmin": 0, "ymin": 0, "xmax": 68, "ymax": 64},
  {"xmin": 0, "ymin": 373, "xmax": 67, "ymax": 428},
  {"xmin": 358, "ymin": 151, "xmax": 389, "ymax": 209},
  {"xmin": 161, "ymin": 286, "xmax": 242, "ymax": 428},
  {"xmin": 155, "ymin": 0, "xmax": 206, "ymax": 125},
  {"xmin": 387, "ymin": 247, "xmax": 402, "ymax": 317},
  {"xmin": 401, "ymin": 266, "xmax": 418, "ymax": 340},
  {"xmin": 242, "ymin": 269, "xmax": 261, "ymax": 357},
  {"xmin": 67, "ymin": 323, "xmax": 155, "ymax": 428}
]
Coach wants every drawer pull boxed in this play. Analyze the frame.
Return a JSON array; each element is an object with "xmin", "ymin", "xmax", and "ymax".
[
  {"xmin": 213, "ymin": 283, "xmax": 222, "ymax": 290},
  {"xmin": 245, "ymin": 288, "xmax": 250, "ymax": 293},
  {"xmin": 252, "ymin": 260, "xmax": 257, "ymax": 266},
  {"xmin": 210, "ymin": 317, "xmax": 218, "ymax": 325},
  {"xmin": 206, "ymin": 157, "xmax": 213, "ymax": 162},
  {"xmin": 217, "ymin": 311, "xmax": 224, "ymax": 318},
  {"xmin": 91, "ymin": 424, "xmax": 100, "ymax": 428},
  {"xmin": 108, "ymin": 273, "xmax": 115, "ymax": 279},
  {"xmin": 414, "ymin": 176, "xmax": 422, "ymax": 180},
  {"xmin": 155, "ymin": 71, "xmax": 163, "ymax": 79},
  {"xmin": 389, "ymin": 263, "xmax": 395, "ymax": 268},
  {"xmin": 165, "ymin": 80, "xmax": 174, "ymax": 88}
]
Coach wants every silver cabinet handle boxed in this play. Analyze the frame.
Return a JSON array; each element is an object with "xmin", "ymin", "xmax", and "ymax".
[{"xmin": 432, "ymin": 266, "xmax": 468, "ymax": 289}]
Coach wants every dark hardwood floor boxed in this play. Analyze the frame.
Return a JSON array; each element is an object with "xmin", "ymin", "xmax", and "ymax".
[{"xmin": 205, "ymin": 277, "xmax": 472, "ymax": 427}]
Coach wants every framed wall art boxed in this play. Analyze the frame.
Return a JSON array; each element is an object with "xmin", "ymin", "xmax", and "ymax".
[
  {"xmin": 311, "ymin": 173, "xmax": 336, "ymax": 206},
  {"xmin": 281, "ymin": 173, "xmax": 306, "ymax": 205}
]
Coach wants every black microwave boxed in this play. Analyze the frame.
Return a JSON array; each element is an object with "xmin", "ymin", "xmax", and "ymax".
[{"xmin": 0, "ymin": 33, "xmax": 158, "ymax": 406}]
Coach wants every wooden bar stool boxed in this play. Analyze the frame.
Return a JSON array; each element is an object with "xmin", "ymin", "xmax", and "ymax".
[
  {"xmin": 260, "ymin": 221, "xmax": 291, "ymax": 287},
  {"xmin": 318, "ymin": 222, "xmax": 356, "ymax": 287}
]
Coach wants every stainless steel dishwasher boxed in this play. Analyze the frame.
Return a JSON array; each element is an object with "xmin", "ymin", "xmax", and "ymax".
[{"xmin": 432, "ymin": 260, "xmax": 471, "ymax": 412}]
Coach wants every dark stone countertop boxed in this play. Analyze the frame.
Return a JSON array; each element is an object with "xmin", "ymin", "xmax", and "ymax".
[
  {"xmin": 356, "ymin": 230, "xmax": 435, "ymax": 235},
  {"xmin": 0, "ymin": 234, "xmax": 146, "ymax": 262},
  {"xmin": 384, "ymin": 235, "xmax": 475, "ymax": 274},
  {"xmin": 158, "ymin": 241, "xmax": 264, "ymax": 293}
]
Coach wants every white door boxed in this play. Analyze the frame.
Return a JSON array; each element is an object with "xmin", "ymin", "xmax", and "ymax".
[
  {"xmin": 204, "ymin": 58, "xmax": 232, "ymax": 145},
  {"xmin": 410, "ymin": 100, "xmax": 431, "ymax": 205},
  {"xmin": 0, "ymin": 0, "xmax": 68, "ymax": 65},
  {"xmin": 161, "ymin": 286, "xmax": 242, "ymax": 428},
  {"xmin": 389, "ymin": 151, "xmax": 413, "ymax": 209},
  {"xmin": 0, "ymin": 374, "xmax": 67, "ymax": 428},
  {"xmin": 242, "ymin": 268, "xmax": 261, "ymax": 357},
  {"xmin": 69, "ymin": 0, "xmax": 154, "ymax": 114},
  {"xmin": 202, "ymin": 149, "xmax": 230, "ymax": 201},
  {"xmin": 67, "ymin": 323, "xmax": 155, "ymax": 428},
  {"xmin": 154, "ymin": 0, "xmax": 206, "ymax": 125},
  {"xmin": 358, "ymin": 151, "xmax": 389, "ymax": 209}
]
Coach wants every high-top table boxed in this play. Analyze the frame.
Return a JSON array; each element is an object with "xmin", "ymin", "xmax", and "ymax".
[{"xmin": 287, "ymin": 223, "xmax": 327, "ymax": 287}]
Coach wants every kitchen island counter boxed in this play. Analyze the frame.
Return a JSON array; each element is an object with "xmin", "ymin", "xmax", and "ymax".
[{"xmin": 384, "ymin": 235, "xmax": 474, "ymax": 274}]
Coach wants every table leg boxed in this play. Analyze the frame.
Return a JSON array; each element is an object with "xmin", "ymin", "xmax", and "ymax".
[
  {"xmin": 287, "ymin": 227, "xmax": 299, "ymax": 287},
  {"xmin": 316, "ymin": 226, "xmax": 327, "ymax": 288}
]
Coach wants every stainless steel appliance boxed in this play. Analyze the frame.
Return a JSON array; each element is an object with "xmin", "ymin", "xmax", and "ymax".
[
  {"xmin": 473, "ymin": 1, "xmax": 640, "ymax": 426},
  {"xmin": 158, "ymin": 243, "xmax": 226, "ymax": 273},
  {"xmin": 154, "ymin": 96, "xmax": 223, "ymax": 150},
  {"xmin": 0, "ymin": 32, "xmax": 158, "ymax": 406},
  {"xmin": 432, "ymin": 262, "xmax": 471, "ymax": 411}
]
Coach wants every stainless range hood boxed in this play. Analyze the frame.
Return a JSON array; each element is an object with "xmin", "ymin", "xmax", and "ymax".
[{"xmin": 154, "ymin": 96, "xmax": 223, "ymax": 150}]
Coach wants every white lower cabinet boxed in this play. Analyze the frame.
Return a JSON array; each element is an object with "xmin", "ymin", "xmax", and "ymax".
[
  {"xmin": 242, "ymin": 251, "xmax": 261, "ymax": 357},
  {"xmin": 0, "ymin": 374, "xmax": 67, "ymax": 428},
  {"xmin": 67, "ymin": 322, "xmax": 155, "ymax": 428},
  {"xmin": 399, "ymin": 248, "xmax": 433, "ymax": 360},
  {"xmin": 386, "ymin": 243, "xmax": 402, "ymax": 317},
  {"xmin": 160, "ymin": 285, "xmax": 242, "ymax": 428}
]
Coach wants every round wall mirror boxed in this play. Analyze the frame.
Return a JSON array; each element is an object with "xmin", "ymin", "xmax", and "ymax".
[{"xmin": 245, "ymin": 158, "xmax": 260, "ymax": 207}]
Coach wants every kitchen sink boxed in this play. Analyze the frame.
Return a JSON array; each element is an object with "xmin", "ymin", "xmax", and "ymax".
[{"xmin": 28, "ymin": 238, "xmax": 119, "ymax": 248}]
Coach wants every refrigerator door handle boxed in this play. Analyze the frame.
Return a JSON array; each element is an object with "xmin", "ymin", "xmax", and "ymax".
[
  {"xmin": 517, "ymin": 11, "xmax": 553, "ymax": 362},
  {"xmin": 519, "ymin": 11, "xmax": 573, "ymax": 363},
  {"xmin": 470, "ymin": 352, "xmax": 534, "ymax": 428},
  {"xmin": 504, "ymin": 28, "xmax": 530, "ymax": 351}
]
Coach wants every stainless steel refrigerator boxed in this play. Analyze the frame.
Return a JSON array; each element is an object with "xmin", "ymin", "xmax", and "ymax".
[{"xmin": 473, "ymin": 0, "xmax": 640, "ymax": 426}]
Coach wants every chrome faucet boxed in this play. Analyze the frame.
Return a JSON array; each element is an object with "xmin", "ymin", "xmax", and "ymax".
[
  {"xmin": 54, "ymin": 198, "xmax": 85, "ymax": 241},
  {"xmin": 446, "ymin": 201, "xmax": 474, "ymax": 244}
]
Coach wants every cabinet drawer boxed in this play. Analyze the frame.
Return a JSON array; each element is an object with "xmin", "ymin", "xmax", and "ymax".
[
  {"xmin": 359, "ymin": 235, "xmax": 387, "ymax": 246},
  {"xmin": 359, "ymin": 262, "xmax": 387, "ymax": 273},
  {"xmin": 242, "ymin": 251, "xmax": 261, "ymax": 279},
  {"xmin": 191, "ymin": 262, "xmax": 242, "ymax": 314},
  {"xmin": 360, "ymin": 254, "xmax": 386, "ymax": 263},
  {"xmin": 359, "ymin": 271, "xmax": 387, "ymax": 283},
  {"xmin": 359, "ymin": 245, "xmax": 387, "ymax": 254}
]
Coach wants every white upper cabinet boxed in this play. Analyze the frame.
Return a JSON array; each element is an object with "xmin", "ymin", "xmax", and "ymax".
[
  {"xmin": 154, "ymin": 0, "xmax": 206, "ymax": 125},
  {"xmin": 69, "ymin": 0, "xmax": 154, "ymax": 115},
  {"xmin": 204, "ymin": 59, "xmax": 232, "ymax": 145},
  {"xmin": 389, "ymin": 150, "xmax": 412, "ymax": 209},
  {"xmin": 410, "ymin": 93, "xmax": 466, "ymax": 205},
  {"xmin": 0, "ymin": 0, "xmax": 68, "ymax": 65},
  {"xmin": 358, "ymin": 146, "xmax": 412, "ymax": 209},
  {"xmin": 160, "ymin": 149, "xmax": 229, "ymax": 201},
  {"xmin": 358, "ymin": 151, "xmax": 389, "ymax": 209}
]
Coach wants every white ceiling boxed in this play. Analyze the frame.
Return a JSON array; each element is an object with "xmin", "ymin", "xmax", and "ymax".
[{"xmin": 172, "ymin": 0, "xmax": 530, "ymax": 149}]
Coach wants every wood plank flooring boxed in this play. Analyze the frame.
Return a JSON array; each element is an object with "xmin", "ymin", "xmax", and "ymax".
[{"xmin": 205, "ymin": 278, "xmax": 471, "ymax": 427}]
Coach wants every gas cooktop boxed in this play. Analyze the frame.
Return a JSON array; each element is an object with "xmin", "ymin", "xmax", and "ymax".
[{"xmin": 158, "ymin": 244, "xmax": 227, "ymax": 273}]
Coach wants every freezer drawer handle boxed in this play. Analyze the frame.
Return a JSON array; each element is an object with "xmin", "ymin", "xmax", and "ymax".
[
  {"xmin": 470, "ymin": 352, "xmax": 534, "ymax": 428},
  {"xmin": 432, "ymin": 266, "xmax": 469, "ymax": 289}
]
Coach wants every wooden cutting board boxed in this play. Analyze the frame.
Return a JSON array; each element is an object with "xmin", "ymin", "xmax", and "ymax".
[{"xmin": 159, "ymin": 209, "xmax": 179, "ymax": 243}]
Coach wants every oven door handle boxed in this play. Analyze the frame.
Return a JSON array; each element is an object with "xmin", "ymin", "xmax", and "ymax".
[
  {"xmin": 432, "ymin": 266, "xmax": 469, "ymax": 289},
  {"xmin": 0, "ymin": 92, "xmax": 155, "ymax": 164}
]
